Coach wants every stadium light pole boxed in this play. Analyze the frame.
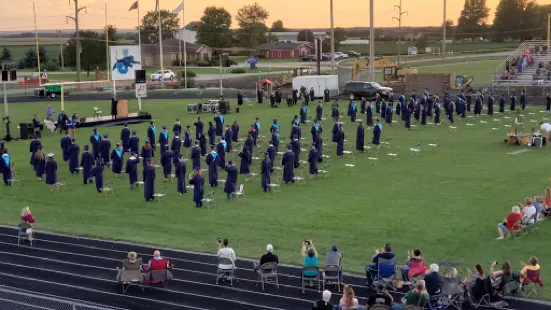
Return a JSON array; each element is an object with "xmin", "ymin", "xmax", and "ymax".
[
  {"xmin": 392, "ymin": 0, "xmax": 407, "ymax": 66},
  {"xmin": 369, "ymin": 0, "xmax": 375, "ymax": 81},
  {"xmin": 56, "ymin": 30, "xmax": 65, "ymax": 70},
  {"xmin": 330, "ymin": 0, "xmax": 335, "ymax": 74},
  {"xmin": 442, "ymin": 0, "xmax": 447, "ymax": 61},
  {"xmin": 66, "ymin": 0, "xmax": 87, "ymax": 82}
]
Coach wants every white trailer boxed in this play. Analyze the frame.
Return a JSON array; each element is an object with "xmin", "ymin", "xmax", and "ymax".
[{"xmin": 292, "ymin": 75, "xmax": 339, "ymax": 98}]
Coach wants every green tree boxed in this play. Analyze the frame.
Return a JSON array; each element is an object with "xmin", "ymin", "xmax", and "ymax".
[
  {"xmin": 457, "ymin": 0, "xmax": 490, "ymax": 39},
  {"xmin": 415, "ymin": 35, "xmax": 429, "ymax": 51},
  {"xmin": 140, "ymin": 10, "xmax": 179, "ymax": 44},
  {"xmin": 270, "ymin": 20, "xmax": 285, "ymax": 32},
  {"xmin": 493, "ymin": 0, "xmax": 528, "ymax": 40},
  {"xmin": 105, "ymin": 24, "xmax": 118, "ymax": 43},
  {"xmin": 23, "ymin": 47, "xmax": 47, "ymax": 68},
  {"xmin": 196, "ymin": 6, "xmax": 233, "ymax": 48},
  {"xmin": 235, "ymin": 2, "xmax": 270, "ymax": 48},
  {"xmin": 0, "ymin": 47, "xmax": 12, "ymax": 60},
  {"xmin": 446, "ymin": 19, "xmax": 455, "ymax": 39},
  {"xmin": 297, "ymin": 29, "xmax": 314, "ymax": 43},
  {"xmin": 333, "ymin": 27, "xmax": 347, "ymax": 48},
  {"xmin": 64, "ymin": 31, "xmax": 105, "ymax": 76}
]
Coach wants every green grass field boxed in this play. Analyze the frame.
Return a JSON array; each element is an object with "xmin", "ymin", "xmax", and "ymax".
[
  {"xmin": 339, "ymin": 42, "xmax": 519, "ymax": 56},
  {"xmin": 0, "ymin": 98, "xmax": 550, "ymax": 298}
]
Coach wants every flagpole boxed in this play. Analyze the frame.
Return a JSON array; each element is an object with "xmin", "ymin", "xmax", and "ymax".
[
  {"xmin": 137, "ymin": 0, "xmax": 141, "ymax": 54},
  {"xmin": 182, "ymin": 1, "xmax": 187, "ymax": 88},
  {"xmin": 157, "ymin": 0, "xmax": 164, "ymax": 84},
  {"xmin": 105, "ymin": 1, "xmax": 110, "ymax": 81}
]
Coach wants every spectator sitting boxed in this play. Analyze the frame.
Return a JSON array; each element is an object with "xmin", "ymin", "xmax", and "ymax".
[
  {"xmin": 400, "ymin": 248, "xmax": 427, "ymax": 283},
  {"xmin": 325, "ymin": 244, "xmax": 342, "ymax": 281},
  {"xmin": 367, "ymin": 283, "xmax": 393, "ymax": 309},
  {"xmin": 142, "ymin": 250, "xmax": 172, "ymax": 283},
  {"xmin": 254, "ymin": 244, "xmax": 279, "ymax": 270},
  {"xmin": 32, "ymin": 114, "xmax": 44, "ymax": 132},
  {"xmin": 490, "ymin": 260, "xmax": 513, "ymax": 291},
  {"xmin": 217, "ymin": 238, "xmax": 236, "ymax": 270},
  {"xmin": 496, "ymin": 206, "xmax": 523, "ymax": 240},
  {"xmin": 391, "ymin": 280, "xmax": 429, "ymax": 310},
  {"xmin": 301, "ymin": 239, "xmax": 319, "ymax": 280},
  {"xmin": 20, "ymin": 206, "xmax": 35, "ymax": 244},
  {"xmin": 116, "ymin": 251, "xmax": 141, "ymax": 281},
  {"xmin": 520, "ymin": 256, "xmax": 542, "ymax": 286},
  {"xmin": 520, "ymin": 197, "xmax": 537, "ymax": 224},
  {"xmin": 533, "ymin": 196, "xmax": 544, "ymax": 220},
  {"xmin": 312, "ymin": 290, "xmax": 334, "ymax": 310},
  {"xmin": 424, "ymin": 263, "xmax": 443, "ymax": 296},
  {"xmin": 339, "ymin": 284, "xmax": 359, "ymax": 310},
  {"xmin": 462, "ymin": 264, "xmax": 486, "ymax": 291},
  {"xmin": 366, "ymin": 243, "xmax": 396, "ymax": 287}
]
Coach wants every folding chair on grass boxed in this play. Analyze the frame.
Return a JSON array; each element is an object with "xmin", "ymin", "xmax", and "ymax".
[
  {"xmin": 380, "ymin": 137, "xmax": 391, "ymax": 148},
  {"xmin": 293, "ymin": 169, "xmax": 307, "ymax": 185},
  {"xmin": 256, "ymin": 262, "xmax": 279, "ymax": 291},
  {"xmin": 301, "ymin": 265, "xmax": 320, "ymax": 293},
  {"xmin": 442, "ymin": 279, "xmax": 464, "ymax": 310},
  {"xmin": 428, "ymin": 138, "xmax": 440, "ymax": 149},
  {"xmin": 216, "ymin": 257, "xmax": 236, "ymax": 285},
  {"xmin": 201, "ymin": 190, "xmax": 216, "ymax": 209},
  {"xmin": 318, "ymin": 164, "xmax": 330, "ymax": 178},
  {"xmin": 55, "ymin": 178, "xmax": 66, "ymax": 192},
  {"xmin": 322, "ymin": 265, "xmax": 341, "ymax": 292},
  {"xmin": 153, "ymin": 185, "xmax": 167, "ymax": 202},
  {"xmin": 521, "ymin": 269, "xmax": 543, "ymax": 298},
  {"xmin": 345, "ymin": 157, "xmax": 356, "ymax": 171},
  {"xmin": 468, "ymin": 277, "xmax": 492, "ymax": 308},
  {"xmin": 387, "ymin": 147, "xmax": 399, "ymax": 160},
  {"xmin": 234, "ymin": 184, "xmax": 245, "ymax": 200},
  {"xmin": 507, "ymin": 220, "xmax": 522, "ymax": 239},
  {"xmin": 269, "ymin": 181, "xmax": 281, "ymax": 194},
  {"xmin": 102, "ymin": 181, "xmax": 115, "ymax": 196},
  {"xmin": 368, "ymin": 151, "xmax": 380, "ymax": 166},
  {"xmin": 410, "ymin": 143, "xmax": 421, "ymax": 154},
  {"xmin": 8, "ymin": 170, "xmax": 20, "ymax": 187}
]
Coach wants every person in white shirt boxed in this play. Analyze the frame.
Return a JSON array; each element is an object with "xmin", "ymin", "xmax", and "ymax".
[
  {"xmin": 521, "ymin": 197, "xmax": 537, "ymax": 224},
  {"xmin": 217, "ymin": 238, "xmax": 236, "ymax": 269},
  {"xmin": 540, "ymin": 122, "xmax": 551, "ymax": 145}
]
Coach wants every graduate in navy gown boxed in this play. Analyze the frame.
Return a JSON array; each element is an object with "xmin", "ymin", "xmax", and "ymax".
[
  {"xmin": 140, "ymin": 141, "xmax": 154, "ymax": 181},
  {"xmin": 427, "ymin": 95, "xmax": 434, "ymax": 117},
  {"xmin": 282, "ymin": 145, "xmax": 295, "ymax": 184},
  {"xmin": 375, "ymin": 93, "xmax": 381, "ymax": 114},
  {"xmin": 199, "ymin": 134, "xmax": 207, "ymax": 156},
  {"xmin": 190, "ymin": 140, "xmax": 200, "ymax": 170},
  {"xmin": 270, "ymin": 119, "xmax": 280, "ymax": 135},
  {"xmin": 45, "ymin": 153, "xmax": 57, "ymax": 191},
  {"xmin": 413, "ymin": 101, "xmax": 421, "ymax": 121},
  {"xmin": 331, "ymin": 100, "xmax": 340, "ymax": 119},
  {"xmin": 300, "ymin": 103, "xmax": 308, "ymax": 124},
  {"xmin": 421, "ymin": 103, "xmax": 427, "ymax": 125},
  {"xmin": 143, "ymin": 159, "xmax": 156, "ymax": 201},
  {"xmin": 356, "ymin": 120, "xmax": 365, "ymax": 151},
  {"xmin": 171, "ymin": 134, "xmax": 182, "ymax": 165},
  {"xmin": 335, "ymin": 124, "xmax": 345, "ymax": 157},
  {"xmin": 350, "ymin": 100, "xmax": 358, "ymax": 122},
  {"xmin": 91, "ymin": 158, "xmax": 104, "ymax": 195},
  {"xmin": 125, "ymin": 152, "xmax": 139, "ymax": 189},
  {"xmin": 291, "ymin": 136, "xmax": 301, "ymax": 168},
  {"xmin": 99, "ymin": 134, "xmax": 111, "ymax": 166},
  {"xmin": 314, "ymin": 131, "xmax": 323, "ymax": 162},
  {"xmin": 174, "ymin": 154, "xmax": 186, "ymax": 195},
  {"xmin": 311, "ymin": 120, "xmax": 322, "ymax": 143},
  {"xmin": 398, "ymin": 93, "xmax": 405, "ymax": 115},
  {"xmin": 129, "ymin": 131, "xmax": 140, "ymax": 155},
  {"xmin": 194, "ymin": 117, "xmax": 204, "ymax": 140},
  {"xmin": 189, "ymin": 167, "xmax": 204, "ymax": 208},
  {"xmin": 404, "ymin": 105, "xmax": 412, "ymax": 129},
  {"xmin": 159, "ymin": 126, "xmax": 169, "ymax": 152},
  {"xmin": 385, "ymin": 103, "xmax": 393, "ymax": 124},
  {"xmin": 1, "ymin": 149, "xmax": 12, "ymax": 186},
  {"xmin": 381, "ymin": 100, "xmax": 387, "ymax": 119},
  {"xmin": 147, "ymin": 121, "xmax": 157, "ymax": 151},
  {"xmin": 89, "ymin": 129, "xmax": 101, "ymax": 160},
  {"xmin": 231, "ymin": 119, "xmax": 239, "ymax": 142},
  {"xmin": 366, "ymin": 103, "xmax": 374, "ymax": 126},
  {"xmin": 68, "ymin": 139, "xmax": 80, "ymax": 174},
  {"xmin": 466, "ymin": 94, "xmax": 472, "ymax": 112},
  {"xmin": 316, "ymin": 102, "xmax": 323, "ymax": 122},
  {"xmin": 254, "ymin": 117, "xmax": 261, "ymax": 137},
  {"xmin": 60, "ymin": 134, "xmax": 71, "ymax": 162},
  {"xmin": 290, "ymin": 122, "xmax": 301, "ymax": 141},
  {"xmin": 271, "ymin": 130, "xmax": 280, "ymax": 152},
  {"xmin": 110, "ymin": 143, "xmax": 124, "ymax": 176},
  {"xmin": 332, "ymin": 119, "xmax": 340, "ymax": 142},
  {"xmin": 217, "ymin": 137, "xmax": 227, "ymax": 167},
  {"xmin": 239, "ymin": 147, "xmax": 252, "ymax": 175},
  {"xmin": 214, "ymin": 112, "xmax": 224, "ymax": 136},
  {"xmin": 510, "ymin": 93, "xmax": 517, "ymax": 111},
  {"xmin": 121, "ymin": 124, "xmax": 131, "ymax": 151},
  {"xmin": 448, "ymin": 101, "xmax": 455, "ymax": 123},
  {"xmin": 499, "ymin": 94, "xmax": 506, "ymax": 113},
  {"xmin": 434, "ymin": 102, "xmax": 441, "ymax": 125},
  {"xmin": 81, "ymin": 145, "xmax": 94, "ymax": 184},
  {"xmin": 205, "ymin": 146, "xmax": 219, "ymax": 187},
  {"xmin": 361, "ymin": 98, "xmax": 367, "ymax": 114},
  {"xmin": 266, "ymin": 143, "xmax": 276, "ymax": 172},
  {"xmin": 261, "ymin": 153, "xmax": 271, "ymax": 192},
  {"xmin": 250, "ymin": 124, "xmax": 258, "ymax": 146},
  {"xmin": 546, "ymin": 93, "xmax": 551, "ymax": 111},
  {"xmin": 224, "ymin": 126, "xmax": 233, "ymax": 152},
  {"xmin": 161, "ymin": 145, "xmax": 173, "ymax": 180},
  {"xmin": 372, "ymin": 119, "xmax": 382, "ymax": 145},
  {"xmin": 183, "ymin": 125, "xmax": 192, "ymax": 150},
  {"xmin": 308, "ymin": 143, "xmax": 319, "ymax": 175},
  {"xmin": 474, "ymin": 96, "xmax": 482, "ymax": 116},
  {"xmin": 487, "ymin": 94, "xmax": 495, "ymax": 116},
  {"xmin": 33, "ymin": 146, "xmax": 46, "ymax": 180},
  {"xmin": 224, "ymin": 160, "xmax": 238, "ymax": 198},
  {"xmin": 244, "ymin": 132, "xmax": 255, "ymax": 152},
  {"xmin": 208, "ymin": 122, "xmax": 216, "ymax": 146},
  {"xmin": 520, "ymin": 90, "xmax": 526, "ymax": 111},
  {"xmin": 172, "ymin": 118, "xmax": 182, "ymax": 137},
  {"xmin": 29, "ymin": 134, "xmax": 41, "ymax": 167}
]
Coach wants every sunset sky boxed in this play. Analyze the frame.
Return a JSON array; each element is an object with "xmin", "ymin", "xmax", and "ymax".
[{"xmin": 1, "ymin": 0, "xmax": 551, "ymax": 32}]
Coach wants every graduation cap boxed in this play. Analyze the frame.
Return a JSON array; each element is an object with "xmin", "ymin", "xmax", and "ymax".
[
  {"xmin": 93, "ymin": 128, "xmax": 98, "ymax": 132},
  {"xmin": 186, "ymin": 125, "xmax": 191, "ymax": 128},
  {"xmin": 103, "ymin": 134, "xmax": 108, "ymax": 138},
  {"xmin": 146, "ymin": 158, "xmax": 152, "ymax": 163},
  {"xmin": 233, "ymin": 118, "xmax": 238, "ymax": 122},
  {"xmin": 162, "ymin": 126, "xmax": 167, "ymax": 129},
  {"xmin": 124, "ymin": 123, "xmax": 128, "ymax": 127},
  {"xmin": 116, "ymin": 143, "xmax": 121, "ymax": 146},
  {"xmin": 264, "ymin": 151, "xmax": 268, "ymax": 155},
  {"xmin": 228, "ymin": 159, "xmax": 233, "ymax": 164},
  {"xmin": 132, "ymin": 131, "xmax": 137, "ymax": 135},
  {"xmin": 194, "ymin": 166, "xmax": 201, "ymax": 171},
  {"xmin": 178, "ymin": 154, "xmax": 183, "ymax": 159},
  {"xmin": 176, "ymin": 118, "xmax": 180, "ymax": 121},
  {"xmin": 47, "ymin": 153, "xmax": 54, "ymax": 158},
  {"xmin": 145, "ymin": 140, "xmax": 150, "ymax": 143},
  {"xmin": 209, "ymin": 121, "xmax": 213, "ymax": 125},
  {"xmin": 312, "ymin": 142, "xmax": 316, "ymax": 146},
  {"xmin": 194, "ymin": 140, "xmax": 199, "ymax": 145},
  {"xmin": 84, "ymin": 145, "xmax": 89, "ymax": 151}
]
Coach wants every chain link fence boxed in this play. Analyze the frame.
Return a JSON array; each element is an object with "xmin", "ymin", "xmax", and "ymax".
[{"xmin": 0, "ymin": 285, "xmax": 124, "ymax": 310}]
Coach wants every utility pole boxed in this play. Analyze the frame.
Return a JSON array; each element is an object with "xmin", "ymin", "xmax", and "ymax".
[
  {"xmin": 369, "ymin": 0, "xmax": 375, "ymax": 81},
  {"xmin": 56, "ymin": 30, "xmax": 65, "ymax": 70},
  {"xmin": 66, "ymin": 0, "xmax": 87, "ymax": 82},
  {"xmin": 330, "ymin": 0, "xmax": 336, "ymax": 74},
  {"xmin": 442, "ymin": 0, "xmax": 447, "ymax": 61},
  {"xmin": 392, "ymin": 0, "xmax": 407, "ymax": 66}
]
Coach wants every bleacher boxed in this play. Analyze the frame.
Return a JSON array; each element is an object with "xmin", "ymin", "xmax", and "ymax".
[
  {"xmin": 0, "ymin": 225, "xmax": 548, "ymax": 310},
  {"xmin": 493, "ymin": 40, "xmax": 551, "ymax": 87}
]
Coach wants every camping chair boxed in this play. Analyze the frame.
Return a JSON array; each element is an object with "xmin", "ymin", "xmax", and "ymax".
[
  {"xmin": 507, "ymin": 220, "xmax": 523, "ymax": 239},
  {"xmin": 342, "ymin": 144, "xmax": 353, "ymax": 157},
  {"xmin": 521, "ymin": 269, "xmax": 543, "ymax": 298},
  {"xmin": 234, "ymin": 184, "xmax": 245, "ymax": 200},
  {"xmin": 442, "ymin": 278, "xmax": 464, "ymax": 310},
  {"xmin": 17, "ymin": 222, "xmax": 33, "ymax": 245},
  {"xmin": 449, "ymin": 126, "xmax": 458, "ymax": 132},
  {"xmin": 216, "ymin": 257, "xmax": 236, "ymax": 285},
  {"xmin": 387, "ymin": 147, "xmax": 399, "ymax": 160},
  {"xmin": 368, "ymin": 151, "xmax": 379, "ymax": 166},
  {"xmin": 345, "ymin": 157, "xmax": 356, "ymax": 171},
  {"xmin": 301, "ymin": 265, "xmax": 321, "ymax": 293},
  {"xmin": 501, "ymin": 280, "xmax": 520, "ymax": 299},
  {"xmin": 116, "ymin": 258, "xmax": 143, "ymax": 294},
  {"xmin": 93, "ymin": 106, "xmax": 103, "ymax": 119},
  {"xmin": 369, "ymin": 258, "xmax": 397, "ymax": 291},
  {"xmin": 322, "ymin": 265, "xmax": 341, "ymax": 292},
  {"xmin": 8, "ymin": 170, "xmax": 20, "ymax": 186},
  {"xmin": 153, "ymin": 185, "xmax": 167, "ymax": 202},
  {"xmin": 256, "ymin": 262, "xmax": 279, "ymax": 291},
  {"xmin": 521, "ymin": 214, "xmax": 537, "ymax": 235},
  {"xmin": 410, "ymin": 143, "xmax": 421, "ymax": 154},
  {"xmin": 469, "ymin": 277, "xmax": 492, "ymax": 308},
  {"xmin": 145, "ymin": 261, "xmax": 174, "ymax": 288},
  {"xmin": 102, "ymin": 181, "xmax": 115, "ymax": 196},
  {"xmin": 428, "ymin": 292, "xmax": 445, "ymax": 310},
  {"xmin": 201, "ymin": 190, "xmax": 216, "ymax": 209}
]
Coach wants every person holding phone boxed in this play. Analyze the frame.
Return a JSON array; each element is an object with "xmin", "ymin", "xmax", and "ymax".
[
  {"xmin": 217, "ymin": 238, "xmax": 236, "ymax": 270},
  {"xmin": 301, "ymin": 239, "xmax": 319, "ymax": 283}
]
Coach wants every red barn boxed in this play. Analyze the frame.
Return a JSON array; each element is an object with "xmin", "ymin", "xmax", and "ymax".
[{"xmin": 258, "ymin": 42, "xmax": 314, "ymax": 59}]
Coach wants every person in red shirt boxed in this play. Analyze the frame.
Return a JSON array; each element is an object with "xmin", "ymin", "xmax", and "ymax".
[
  {"xmin": 142, "ymin": 250, "xmax": 173, "ymax": 283},
  {"xmin": 497, "ymin": 206, "xmax": 522, "ymax": 240},
  {"xmin": 20, "ymin": 206, "xmax": 35, "ymax": 244}
]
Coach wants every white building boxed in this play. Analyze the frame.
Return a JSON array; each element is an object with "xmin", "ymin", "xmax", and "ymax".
[{"xmin": 272, "ymin": 31, "xmax": 328, "ymax": 43}]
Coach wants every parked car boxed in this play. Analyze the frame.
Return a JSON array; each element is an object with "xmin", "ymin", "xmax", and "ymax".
[
  {"xmin": 321, "ymin": 53, "xmax": 332, "ymax": 60},
  {"xmin": 341, "ymin": 81, "xmax": 392, "ymax": 100},
  {"xmin": 150, "ymin": 69, "xmax": 175, "ymax": 81},
  {"xmin": 347, "ymin": 51, "xmax": 361, "ymax": 57},
  {"xmin": 299, "ymin": 55, "xmax": 316, "ymax": 62},
  {"xmin": 334, "ymin": 52, "xmax": 349, "ymax": 60}
]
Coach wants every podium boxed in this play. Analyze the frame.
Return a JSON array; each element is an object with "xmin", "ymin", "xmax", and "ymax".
[{"xmin": 117, "ymin": 99, "xmax": 129, "ymax": 117}]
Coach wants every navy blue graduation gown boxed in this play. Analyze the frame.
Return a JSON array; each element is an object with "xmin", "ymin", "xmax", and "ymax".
[
  {"xmin": 421, "ymin": 107, "xmax": 427, "ymax": 125},
  {"xmin": 183, "ymin": 131, "xmax": 192, "ymax": 148},
  {"xmin": 161, "ymin": 151, "xmax": 173, "ymax": 178},
  {"xmin": 205, "ymin": 152, "xmax": 219, "ymax": 186},
  {"xmin": 332, "ymin": 123, "xmax": 339, "ymax": 142},
  {"xmin": 191, "ymin": 146, "xmax": 201, "ymax": 170},
  {"xmin": 159, "ymin": 131, "xmax": 169, "ymax": 150},
  {"xmin": 110, "ymin": 150, "xmax": 123, "ymax": 173},
  {"xmin": 356, "ymin": 125, "xmax": 365, "ymax": 151},
  {"xmin": 282, "ymin": 151, "xmax": 294, "ymax": 183},
  {"xmin": 143, "ymin": 165, "xmax": 156, "ymax": 200},
  {"xmin": 267, "ymin": 145, "xmax": 276, "ymax": 170},
  {"xmin": 336, "ymin": 130, "xmax": 344, "ymax": 156},
  {"xmin": 231, "ymin": 124, "xmax": 239, "ymax": 142},
  {"xmin": 173, "ymin": 123, "xmax": 182, "ymax": 137},
  {"xmin": 474, "ymin": 97, "xmax": 482, "ymax": 115},
  {"xmin": 89, "ymin": 134, "xmax": 101, "ymax": 159},
  {"xmin": 499, "ymin": 97, "xmax": 505, "ymax": 112},
  {"xmin": 68, "ymin": 143, "xmax": 80, "ymax": 174},
  {"xmin": 224, "ymin": 165, "xmax": 238, "ymax": 194},
  {"xmin": 366, "ymin": 106, "xmax": 374, "ymax": 126},
  {"xmin": 350, "ymin": 104, "xmax": 357, "ymax": 122},
  {"xmin": 261, "ymin": 158, "xmax": 271, "ymax": 190},
  {"xmin": 99, "ymin": 139, "xmax": 111, "ymax": 164},
  {"xmin": 244, "ymin": 137, "xmax": 254, "ymax": 152},
  {"xmin": 175, "ymin": 161, "xmax": 186, "ymax": 194},
  {"xmin": 488, "ymin": 97, "xmax": 494, "ymax": 115},
  {"xmin": 385, "ymin": 106, "xmax": 392, "ymax": 124},
  {"xmin": 308, "ymin": 148, "xmax": 319, "ymax": 174},
  {"xmin": 331, "ymin": 103, "xmax": 340, "ymax": 118},
  {"xmin": 448, "ymin": 104, "xmax": 455, "ymax": 123},
  {"xmin": 81, "ymin": 152, "xmax": 94, "ymax": 181},
  {"xmin": 271, "ymin": 132, "xmax": 280, "ymax": 152},
  {"xmin": 140, "ymin": 147, "xmax": 154, "ymax": 167},
  {"xmin": 1, "ymin": 155, "xmax": 11, "ymax": 185},
  {"xmin": 546, "ymin": 95, "xmax": 551, "ymax": 111},
  {"xmin": 34, "ymin": 154, "xmax": 46, "ymax": 178},
  {"xmin": 91, "ymin": 165, "xmax": 104, "ymax": 193},
  {"xmin": 510, "ymin": 96, "xmax": 517, "ymax": 111},
  {"xmin": 381, "ymin": 102, "xmax": 387, "ymax": 118},
  {"xmin": 121, "ymin": 128, "xmax": 131, "ymax": 151},
  {"xmin": 147, "ymin": 126, "xmax": 156, "ymax": 149},
  {"xmin": 290, "ymin": 126, "xmax": 301, "ymax": 142},
  {"xmin": 29, "ymin": 140, "xmax": 41, "ymax": 167},
  {"xmin": 316, "ymin": 105, "xmax": 323, "ymax": 121},
  {"xmin": 251, "ymin": 128, "xmax": 258, "ymax": 146},
  {"xmin": 189, "ymin": 174, "xmax": 204, "ymax": 204},
  {"xmin": 129, "ymin": 136, "xmax": 140, "ymax": 154},
  {"xmin": 300, "ymin": 106, "xmax": 308, "ymax": 123},
  {"xmin": 314, "ymin": 134, "xmax": 323, "ymax": 161},
  {"xmin": 427, "ymin": 98, "xmax": 433, "ymax": 117},
  {"xmin": 372, "ymin": 124, "xmax": 381, "ymax": 145},
  {"xmin": 520, "ymin": 93, "xmax": 526, "ymax": 110},
  {"xmin": 375, "ymin": 96, "xmax": 381, "ymax": 113},
  {"xmin": 291, "ymin": 140, "xmax": 301, "ymax": 167},
  {"xmin": 214, "ymin": 116, "xmax": 224, "ymax": 136},
  {"xmin": 434, "ymin": 106, "xmax": 441, "ymax": 124},
  {"xmin": 194, "ymin": 121, "xmax": 204, "ymax": 140},
  {"xmin": 60, "ymin": 136, "xmax": 71, "ymax": 162},
  {"xmin": 404, "ymin": 107, "xmax": 411, "ymax": 128},
  {"xmin": 224, "ymin": 130, "xmax": 233, "ymax": 152},
  {"xmin": 466, "ymin": 95, "xmax": 472, "ymax": 112},
  {"xmin": 208, "ymin": 126, "xmax": 216, "ymax": 146},
  {"xmin": 45, "ymin": 160, "xmax": 57, "ymax": 185},
  {"xmin": 125, "ymin": 157, "xmax": 139, "ymax": 185},
  {"xmin": 216, "ymin": 142, "xmax": 226, "ymax": 167},
  {"xmin": 239, "ymin": 151, "xmax": 252, "ymax": 174},
  {"xmin": 171, "ymin": 138, "xmax": 182, "ymax": 165},
  {"xmin": 199, "ymin": 135, "xmax": 207, "ymax": 155},
  {"xmin": 311, "ymin": 124, "xmax": 322, "ymax": 143}
]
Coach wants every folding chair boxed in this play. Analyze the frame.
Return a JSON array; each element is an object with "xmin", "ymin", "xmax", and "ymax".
[
  {"xmin": 256, "ymin": 262, "xmax": 279, "ymax": 291},
  {"xmin": 8, "ymin": 170, "xmax": 20, "ymax": 186},
  {"xmin": 387, "ymin": 147, "xmax": 399, "ymax": 160},
  {"xmin": 410, "ymin": 143, "xmax": 421, "ymax": 154},
  {"xmin": 17, "ymin": 222, "xmax": 33, "ymax": 245},
  {"xmin": 201, "ymin": 190, "xmax": 216, "ymax": 209},
  {"xmin": 322, "ymin": 265, "xmax": 341, "ymax": 292},
  {"xmin": 269, "ymin": 181, "xmax": 281, "ymax": 194},
  {"xmin": 102, "ymin": 181, "xmax": 115, "ymax": 196},
  {"xmin": 428, "ymin": 292, "xmax": 445, "ymax": 310},
  {"xmin": 380, "ymin": 137, "xmax": 391, "ymax": 148},
  {"xmin": 469, "ymin": 277, "xmax": 492, "ymax": 308},
  {"xmin": 293, "ymin": 169, "xmax": 307, "ymax": 185},
  {"xmin": 368, "ymin": 151, "xmax": 379, "ymax": 166},
  {"xmin": 345, "ymin": 157, "xmax": 356, "ymax": 171},
  {"xmin": 234, "ymin": 184, "xmax": 245, "ymax": 200},
  {"xmin": 428, "ymin": 138, "xmax": 440, "ymax": 149},
  {"xmin": 93, "ymin": 106, "xmax": 103, "ymax": 118},
  {"xmin": 55, "ymin": 178, "xmax": 65, "ymax": 192},
  {"xmin": 442, "ymin": 279, "xmax": 464, "ymax": 310},
  {"xmin": 116, "ymin": 258, "xmax": 143, "ymax": 294},
  {"xmin": 216, "ymin": 257, "xmax": 236, "ymax": 285},
  {"xmin": 521, "ymin": 269, "xmax": 543, "ymax": 298},
  {"xmin": 342, "ymin": 144, "xmax": 353, "ymax": 157},
  {"xmin": 507, "ymin": 220, "xmax": 522, "ymax": 239},
  {"xmin": 153, "ymin": 185, "xmax": 167, "ymax": 202},
  {"xmin": 449, "ymin": 126, "xmax": 458, "ymax": 132},
  {"xmin": 501, "ymin": 280, "xmax": 520, "ymax": 300},
  {"xmin": 301, "ymin": 265, "xmax": 320, "ymax": 293},
  {"xmin": 369, "ymin": 258, "xmax": 397, "ymax": 291},
  {"xmin": 318, "ymin": 164, "xmax": 330, "ymax": 178}
]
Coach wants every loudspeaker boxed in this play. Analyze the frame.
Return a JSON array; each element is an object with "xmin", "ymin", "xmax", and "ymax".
[
  {"xmin": 219, "ymin": 100, "xmax": 230, "ymax": 114},
  {"xmin": 10, "ymin": 70, "xmax": 16, "ymax": 81},
  {"xmin": 1, "ymin": 71, "xmax": 7, "ymax": 82},
  {"xmin": 19, "ymin": 123, "xmax": 34, "ymax": 140},
  {"xmin": 135, "ymin": 70, "xmax": 146, "ymax": 83}
]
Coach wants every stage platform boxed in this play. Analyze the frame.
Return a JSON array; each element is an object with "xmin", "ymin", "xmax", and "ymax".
[{"xmin": 77, "ymin": 113, "xmax": 152, "ymax": 129}]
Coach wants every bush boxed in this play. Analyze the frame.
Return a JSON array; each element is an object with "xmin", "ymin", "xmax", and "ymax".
[
  {"xmin": 43, "ymin": 61, "xmax": 60, "ymax": 72},
  {"xmin": 230, "ymin": 68, "xmax": 246, "ymax": 74},
  {"xmin": 17, "ymin": 59, "xmax": 25, "ymax": 69},
  {"xmin": 196, "ymin": 60, "xmax": 210, "ymax": 67},
  {"xmin": 180, "ymin": 77, "xmax": 197, "ymax": 88},
  {"xmin": 181, "ymin": 70, "xmax": 196, "ymax": 77}
]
